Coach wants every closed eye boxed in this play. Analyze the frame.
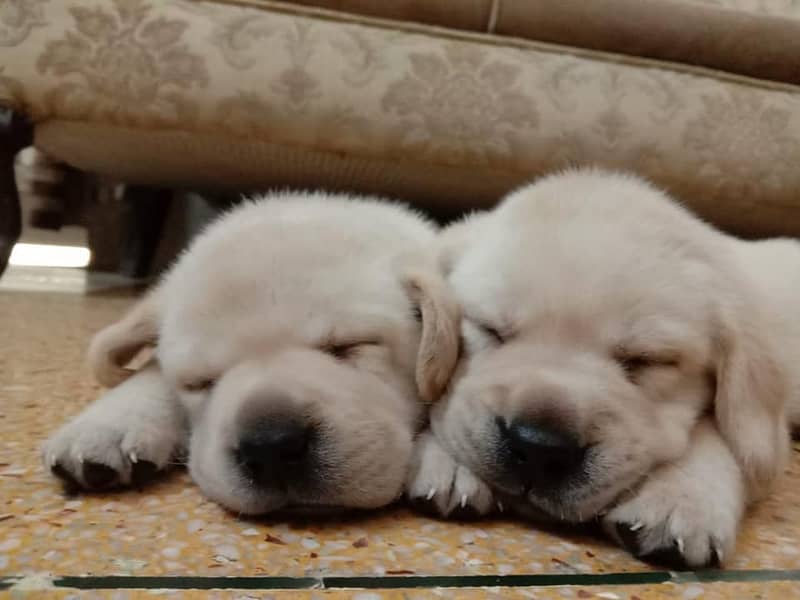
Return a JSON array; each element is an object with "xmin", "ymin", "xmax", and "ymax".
[
  {"xmin": 181, "ymin": 377, "xmax": 217, "ymax": 393},
  {"xmin": 615, "ymin": 350, "xmax": 679, "ymax": 380},
  {"xmin": 475, "ymin": 320, "xmax": 507, "ymax": 345},
  {"xmin": 321, "ymin": 341, "xmax": 379, "ymax": 360}
]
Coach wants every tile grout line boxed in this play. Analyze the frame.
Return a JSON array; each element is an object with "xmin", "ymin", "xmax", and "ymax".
[{"xmin": 2, "ymin": 570, "xmax": 800, "ymax": 591}]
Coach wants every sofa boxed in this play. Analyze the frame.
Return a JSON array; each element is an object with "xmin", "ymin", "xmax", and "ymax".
[{"xmin": 2, "ymin": 0, "xmax": 800, "ymax": 273}]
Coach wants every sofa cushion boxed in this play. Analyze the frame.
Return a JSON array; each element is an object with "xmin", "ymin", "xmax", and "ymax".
[
  {"xmin": 682, "ymin": 0, "xmax": 800, "ymax": 19},
  {"xmin": 495, "ymin": 0, "xmax": 800, "ymax": 86},
  {"xmin": 34, "ymin": 120, "xmax": 521, "ymax": 222},
  {"xmin": 267, "ymin": 0, "xmax": 800, "ymax": 85},
  {"xmin": 274, "ymin": 0, "xmax": 495, "ymax": 31},
  {"xmin": 3, "ymin": 0, "xmax": 800, "ymax": 236}
]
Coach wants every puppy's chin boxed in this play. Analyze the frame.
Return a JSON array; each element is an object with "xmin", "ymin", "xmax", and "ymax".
[
  {"xmin": 198, "ymin": 485, "xmax": 289, "ymax": 515},
  {"xmin": 480, "ymin": 450, "xmax": 649, "ymax": 524},
  {"xmin": 494, "ymin": 481, "xmax": 630, "ymax": 524},
  {"xmin": 205, "ymin": 483, "xmax": 378, "ymax": 517},
  {"xmin": 521, "ymin": 483, "xmax": 631, "ymax": 524},
  {"xmin": 190, "ymin": 467, "xmax": 288, "ymax": 515},
  {"xmin": 225, "ymin": 498, "xmax": 351, "ymax": 518},
  {"xmin": 192, "ymin": 473, "xmax": 347, "ymax": 516},
  {"xmin": 198, "ymin": 480, "xmax": 355, "ymax": 516},
  {"xmin": 486, "ymin": 478, "xmax": 613, "ymax": 524},
  {"xmin": 189, "ymin": 450, "xmax": 405, "ymax": 516}
]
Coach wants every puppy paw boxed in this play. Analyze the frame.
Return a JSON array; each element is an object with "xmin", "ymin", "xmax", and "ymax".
[
  {"xmin": 42, "ymin": 370, "xmax": 185, "ymax": 491},
  {"xmin": 603, "ymin": 422, "xmax": 744, "ymax": 569},
  {"xmin": 603, "ymin": 475, "xmax": 739, "ymax": 569},
  {"xmin": 406, "ymin": 431, "xmax": 496, "ymax": 519},
  {"xmin": 43, "ymin": 424, "xmax": 167, "ymax": 491}
]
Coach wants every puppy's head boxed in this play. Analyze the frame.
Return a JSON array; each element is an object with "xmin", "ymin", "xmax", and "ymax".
[
  {"xmin": 88, "ymin": 195, "xmax": 459, "ymax": 514},
  {"xmin": 432, "ymin": 170, "xmax": 789, "ymax": 522}
]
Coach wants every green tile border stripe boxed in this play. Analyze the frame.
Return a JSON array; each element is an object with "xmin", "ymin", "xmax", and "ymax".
[{"xmin": 2, "ymin": 570, "xmax": 800, "ymax": 591}]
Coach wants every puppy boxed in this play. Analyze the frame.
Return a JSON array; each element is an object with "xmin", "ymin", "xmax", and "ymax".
[
  {"xmin": 43, "ymin": 193, "xmax": 459, "ymax": 515},
  {"xmin": 407, "ymin": 169, "xmax": 800, "ymax": 568}
]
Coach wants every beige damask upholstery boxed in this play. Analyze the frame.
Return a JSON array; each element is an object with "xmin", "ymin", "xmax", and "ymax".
[
  {"xmin": 272, "ymin": 0, "xmax": 800, "ymax": 85},
  {"xmin": 2, "ymin": 0, "xmax": 800, "ymax": 235}
]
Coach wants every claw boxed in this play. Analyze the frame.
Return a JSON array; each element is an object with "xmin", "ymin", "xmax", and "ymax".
[
  {"xmin": 425, "ymin": 488, "xmax": 436, "ymax": 501},
  {"xmin": 629, "ymin": 521, "xmax": 644, "ymax": 532},
  {"xmin": 460, "ymin": 494, "xmax": 467, "ymax": 508},
  {"xmin": 713, "ymin": 546, "xmax": 723, "ymax": 565},
  {"xmin": 497, "ymin": 500, "xmax": 504, "ymax": 513},
  {"xmin": 676, "ymin": 537, "xmax": 684, "ymax": 553},
  {"xmin": 128, "ymin": 451, "xmax": 138, "ymax": 464},
  {"xmin": 77, "ymin": 453, "xmax": 84, "ymax": 464}
]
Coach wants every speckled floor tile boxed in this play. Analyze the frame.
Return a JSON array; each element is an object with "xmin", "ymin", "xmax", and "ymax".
[{"xmin": 1, "ymin": 290, "xmax": 798, "ymax": 594}]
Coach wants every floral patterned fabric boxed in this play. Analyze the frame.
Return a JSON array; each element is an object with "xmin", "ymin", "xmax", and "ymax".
[
  {"xmin": 2, "ymin": 0, "xmax": 800, "ymax": 235},
  {"xmin": 685, "ymin": 0, "xmax": 800, "ymax": 18}
]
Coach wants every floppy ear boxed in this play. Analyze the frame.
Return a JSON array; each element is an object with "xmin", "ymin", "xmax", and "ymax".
[
  {"xmin": 404, "ymin": 269, "xmax": 461, "ymax": 404},
  {"xmin": 87, "ymin": 292, "xmax": 161, "ymax": 387},
  {"xmin": 714, "ymin": 300, "xmax": 790, "ymax": 501}
]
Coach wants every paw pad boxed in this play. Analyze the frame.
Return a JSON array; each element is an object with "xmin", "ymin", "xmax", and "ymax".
[
  {"xmin": 614, "ymin": 522, "xmax": 722, "ymax": 570},
  {"xmin": 131, "ymin": 460, "xmax": 159, "ymax": 487},
  {"xmin": 51, "ymin": 462, "xmax": 81, "ymax": 493},
  {"xmin": 82, "ymin": 461, "xmax": 119, "ymax": 489}
]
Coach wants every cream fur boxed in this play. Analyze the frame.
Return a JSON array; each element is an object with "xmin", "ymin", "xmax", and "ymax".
[
  {"xmin": 43, "ymin": 192, "xmax": 459, "ymax": 514},
  {"xmin": 409, "ymin": 168, "xmax": 799, "ymax": 567}
]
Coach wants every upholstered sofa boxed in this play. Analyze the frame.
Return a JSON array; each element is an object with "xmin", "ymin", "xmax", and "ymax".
[{"xmin": 2, "ymin": 0, "xmax": 800, "ymax": 273}]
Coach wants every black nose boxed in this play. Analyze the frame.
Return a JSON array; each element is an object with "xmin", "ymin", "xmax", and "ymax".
[
  {"xmin": 235, "ymin": 414, "xmax": 312, "ymax": 484},
  {"xmin": 498, "ymin": 418, "xmax": 586, "ymax": 489}
]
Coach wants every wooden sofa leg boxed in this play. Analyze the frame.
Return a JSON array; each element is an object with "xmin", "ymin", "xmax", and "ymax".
[{"xmin": 0, "ymin": 109, "xmax": 33, "ymax": 277}]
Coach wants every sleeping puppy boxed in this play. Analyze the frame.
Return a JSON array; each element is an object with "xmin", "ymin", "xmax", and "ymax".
[
  {"xmin": 408, "ymin": 169, "xmax": 799, "ymax": 568},
  {"xmin": 43, "ymin": 193, "xmax": 459, "ymax": 515}
]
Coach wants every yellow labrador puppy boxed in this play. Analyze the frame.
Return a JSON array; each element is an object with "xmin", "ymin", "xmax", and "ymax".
[
  {"xmin": 408, "ymin": 169, "xmax": 799, "ymax": 568},
  {"xmin": 43, "ymin": 193, "xmax": 459, "ymax": 515}
]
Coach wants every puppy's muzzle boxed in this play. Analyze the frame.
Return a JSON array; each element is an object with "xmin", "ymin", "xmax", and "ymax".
[
  {"xmin": 235, "ymin": 412, "xmax": 315, "ymax": 487},
  {"xmin": 496, "ymin": 417, "xmax": 586, "ymax": 491}
]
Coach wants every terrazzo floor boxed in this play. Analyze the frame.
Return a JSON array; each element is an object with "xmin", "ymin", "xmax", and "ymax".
[{"xmin": 1, "ymin": 286, "xmax": 799, "ymax": 599}]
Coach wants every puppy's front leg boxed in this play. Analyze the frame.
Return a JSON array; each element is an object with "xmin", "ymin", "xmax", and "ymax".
[
  {"xmin": 406, "ymin": 430, "xmax": 496, "ymax": 518},
  {"xmin": 42, "ymin": 363, "xmax": 187, "ymax": 491},
  {"xmin": 603, "ymin": 418, "xmax": 745, "ymax": 569}
]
